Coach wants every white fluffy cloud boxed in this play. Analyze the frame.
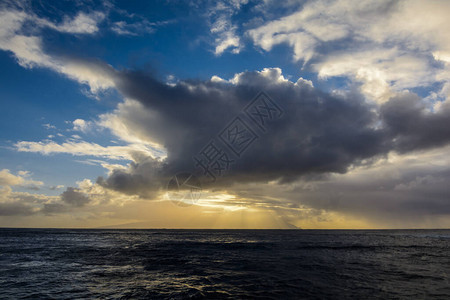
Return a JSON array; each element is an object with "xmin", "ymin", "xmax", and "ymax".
[
  {"xmin": 0, "ymin": 169, "xmax": 50, "ymax": 216},
  {"xmin": 35, "ymin": 11, "xmax": 105, "ymax": 34},
  {"xmin": 207, "ymin": 0, "xmax": 248, "ymax": 55},
  {"xmin": 72, "ymin": 119, "xmax": 91, "ymax": 133},
  {"xmin": 0, "ymin": 169, "xmax": 25, "ymax": 186},
  {"xmin": 15, "ymin": 140, "xmax": 157, "ymax": 161},
  {"xmin": 0, "ymin": 8, "xmax": 116, "ymax": 93},
  {"xmin": 247, "ymin": 0, "xmax": 450, "ymax": 103},
  {"xmin": 13, "ymin": 97, "xmax": 167, "ymax": 164},
  {"xmin": 0, "ymin": 169, "xmax": 43, "ymax": 188},
  {"xmin": 53, "ymin": 12, "xmax": 104, "ymax": 34}
]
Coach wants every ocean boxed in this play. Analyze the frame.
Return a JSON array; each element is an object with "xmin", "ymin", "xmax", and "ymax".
[{"xmin": 0, "ymin": 229, "xmax": 449, "ymax": 299}]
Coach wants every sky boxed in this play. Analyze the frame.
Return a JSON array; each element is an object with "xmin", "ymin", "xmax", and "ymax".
[{"xmin": 0, "ymin": 0, "xmax": 450, "ymax": 229}]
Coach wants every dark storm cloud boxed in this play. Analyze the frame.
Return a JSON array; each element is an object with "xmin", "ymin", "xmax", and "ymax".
[
  {"xmin": 99, "ymin": 69, "xmax": 386, "ymax": 194},
  {"xmin": 97, "ymin": 152, "xmax": 163, "ymax": 198},
  {"xmin": 381, "ymin": 93, "xmax": 450, "ymax": 152},
  {"xmin": 61, "ymin": 187, "xmax": 90, "ymax": 207},
  {"xmin": 96, "ymin": 68, "xmax": 450, "ymax": 199}
]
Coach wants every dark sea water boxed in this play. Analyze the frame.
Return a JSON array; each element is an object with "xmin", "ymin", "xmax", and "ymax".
[{"xmin": 0, "ymin": 229, "xmax": 449, "ymax": 299}]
